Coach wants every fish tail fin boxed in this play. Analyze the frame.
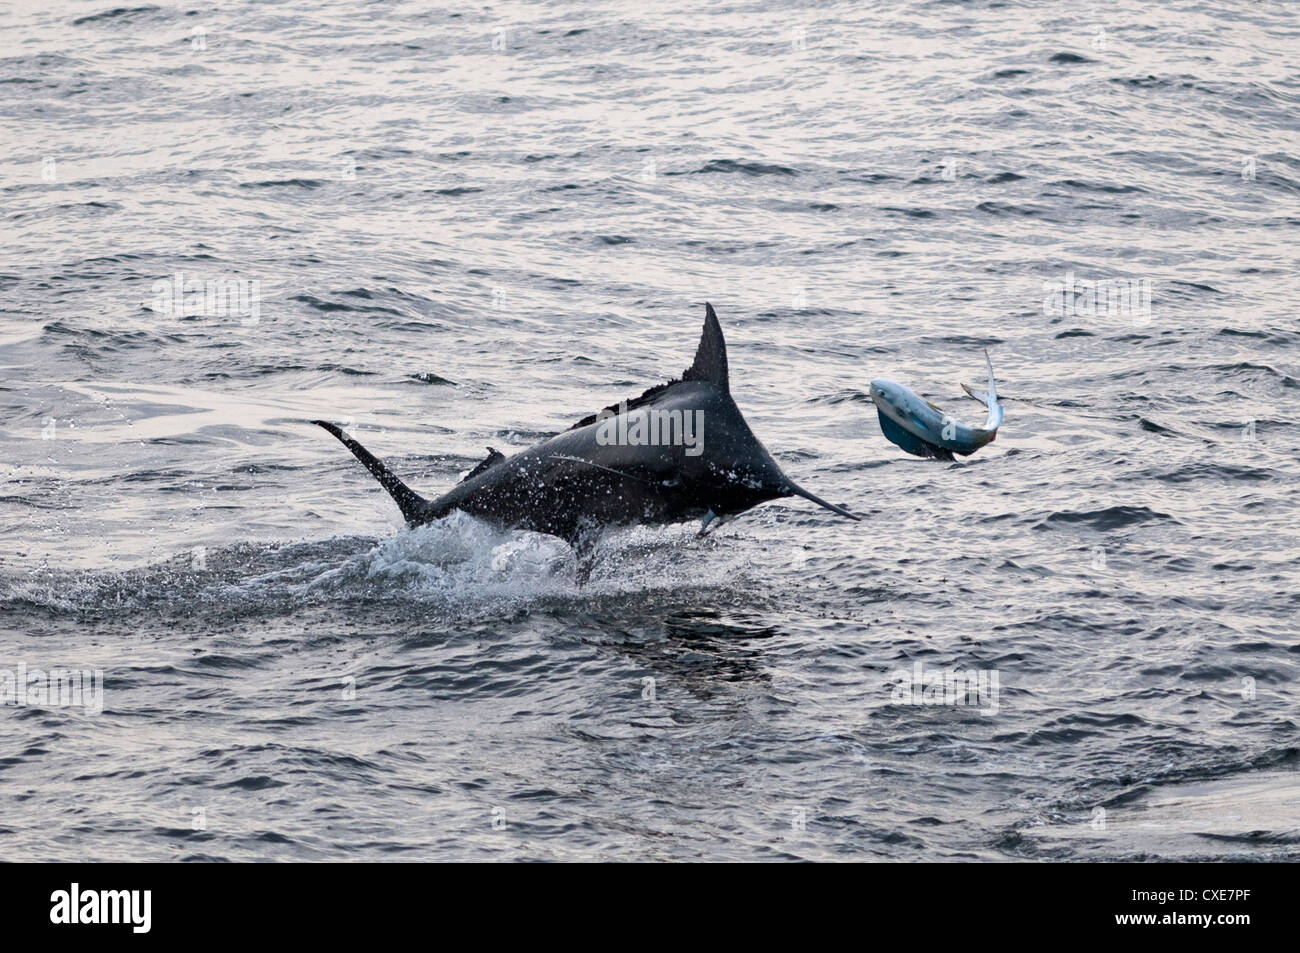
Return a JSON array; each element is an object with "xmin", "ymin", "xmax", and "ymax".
[
  {"xmin": 312, "ymin": 420, "xmax": 431, "ymax": 525},
  {"xmin": 982, "ymin": 347, "xmax": 998, "ymax": 410},
  {"xmin": 959, "ymin": 349, "xmax": 1003, "ymax": 435},
  {"xmin": 960, "ymin": 349, "xmax": 999, "ymax": 406}
]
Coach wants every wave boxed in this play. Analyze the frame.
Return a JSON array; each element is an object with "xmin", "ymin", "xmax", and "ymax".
[
  {"xmin": 1036, "ymin": 505, "xmax": 1177, "ymax": 531},
  {"xmin": 0, "ymin": 514, "xmax": 744, "ymax": 624}
]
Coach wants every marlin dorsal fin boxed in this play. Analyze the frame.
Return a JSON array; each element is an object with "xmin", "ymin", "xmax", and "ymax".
[
  {"xmin": 460, "ymin": 446, "xmax": 505, "ymax": 483},
  {"xmin": 682, "ymin": 302, "xmax": 730, "ymax": 391}
]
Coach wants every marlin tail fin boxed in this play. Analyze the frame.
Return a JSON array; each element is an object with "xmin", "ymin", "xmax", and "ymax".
[{"xmin": 312, "ymin": 420, "xmax": 430, "ymax": 526}]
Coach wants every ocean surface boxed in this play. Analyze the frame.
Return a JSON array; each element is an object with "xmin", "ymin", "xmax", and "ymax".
[{"xmin": 2, "ymin": 0, "xmax": 1298, "ymax": 861}]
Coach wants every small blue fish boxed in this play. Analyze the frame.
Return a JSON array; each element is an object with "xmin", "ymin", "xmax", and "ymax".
[{"xmin": 869, "ymin": 350, "xmax": 1003, "ymax": 461}]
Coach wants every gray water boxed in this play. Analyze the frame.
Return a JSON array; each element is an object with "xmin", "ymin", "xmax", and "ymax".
[{"xmin": 2, "ymin": 0, "xmax": 1298, "ymax": 861}]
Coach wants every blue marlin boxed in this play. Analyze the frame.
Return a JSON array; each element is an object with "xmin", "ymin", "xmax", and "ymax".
[
  {"xmin": 313, "ymin": 304, "xmax": 860, "ymax": 581},
  {"xmin": 869, "ymin": 351, "xmax": 1003, "ymax": 461}
]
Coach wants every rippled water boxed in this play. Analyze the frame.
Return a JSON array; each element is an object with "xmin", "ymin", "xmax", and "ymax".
[{"xmin": 2, "ymin": 0, "xmax": 1298, "ymax": 861}]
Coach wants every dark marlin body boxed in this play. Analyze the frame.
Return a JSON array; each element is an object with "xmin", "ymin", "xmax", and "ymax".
[{"xmin": 313, "ymin": 304, "xmax": 859, "ymax": 582}]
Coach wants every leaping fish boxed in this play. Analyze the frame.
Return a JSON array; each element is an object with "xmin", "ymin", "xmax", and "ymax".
[
  {"xmin": 313, "ymin": 304, "xmax": 860, "ymax": 583},
  {"xmin": 868, "ymin": 350, "xmax": 1004, "ymax": 461}
]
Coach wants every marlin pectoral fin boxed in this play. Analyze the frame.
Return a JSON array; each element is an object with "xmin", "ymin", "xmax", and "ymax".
[{"xmin": 546, "ymin": 454, "xmax": 656, "ymax": 485}]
